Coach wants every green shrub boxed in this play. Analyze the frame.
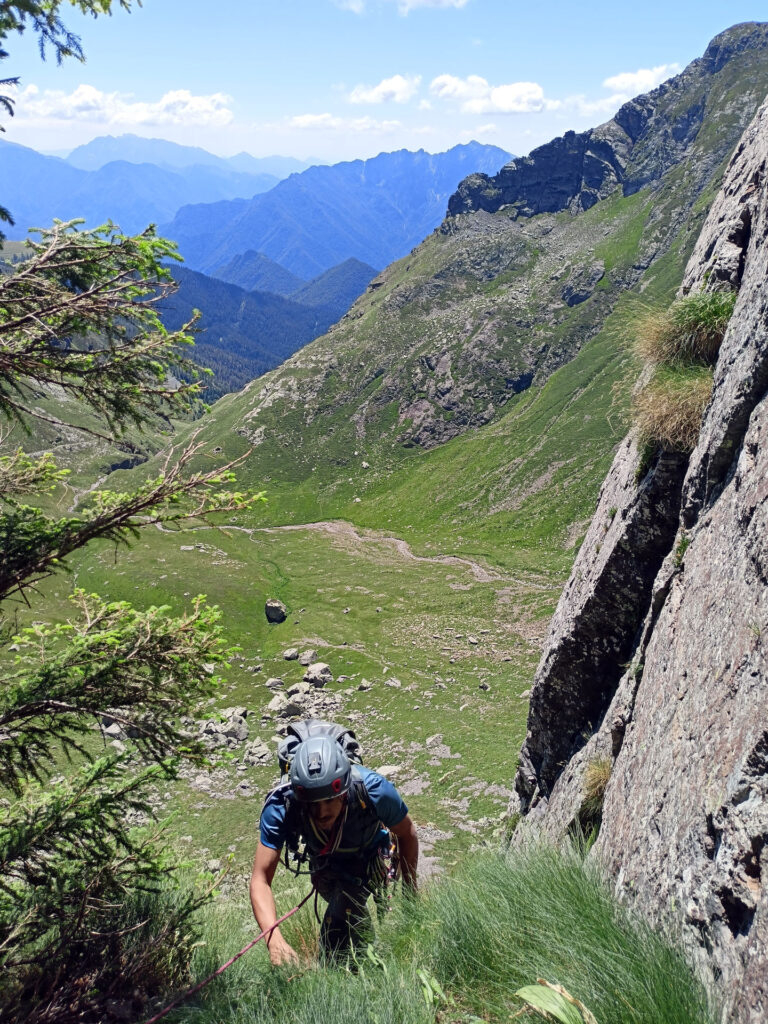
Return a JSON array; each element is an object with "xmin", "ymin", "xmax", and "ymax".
[{"xmin": 635, "ymin": 290, "xmax": 736, "ymax": 367}]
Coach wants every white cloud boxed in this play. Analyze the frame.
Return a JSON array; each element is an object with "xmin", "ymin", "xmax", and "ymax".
[
  {"xmin": 335, "ymin": 0, "xmax": 470, "ymax": 13},
  {"xmin": 348, "ymin": 74, "xmax": 421, "ymax": 104},
  {"xmin": 393, "ymin": 0, "xmax": 470, "ymax": 10},
  {"xmin": 555, "ymin": 92, "xmax": 628, "ymax": 117},
  {"xmin": 602, "ymin": 63, "xmax": 681, "ymax": 95},
  {"xmin": 16, "ymin": 83, "xmax": 233, "ymax": 127},
  {"xmin": 430, "ymin": 74, "xmax": 554, "ymax": 114},
  {"xmin": 287, "ymin": 112, "xmax": 402, "ymax": 133}
]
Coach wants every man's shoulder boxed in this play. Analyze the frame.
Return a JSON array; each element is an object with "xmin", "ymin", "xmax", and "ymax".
[
  {"xmin": 353, "ymin": 767, "xmax": 407, "ymax": 823},
  {"xmin": 355, "ymin": 766, "xmax": 394, "ymax": 793},
  {"xmin": 260, "ymin": 781, "xmax": 292, "ymax": 823}
]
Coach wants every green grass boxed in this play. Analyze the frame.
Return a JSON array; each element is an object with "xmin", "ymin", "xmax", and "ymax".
[
  {"xmin": 167, "ymin": 845, "xmax": 714, "ymax": 1024},
  {"xmin": 634, "ymin": 291, "xmax": 737, "ymax": 366}
]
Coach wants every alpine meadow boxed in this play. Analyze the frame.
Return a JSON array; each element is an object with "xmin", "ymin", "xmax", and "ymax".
[{"xmin": 1, "ymin": 4, "xmax": 768, "ymax": 1024}]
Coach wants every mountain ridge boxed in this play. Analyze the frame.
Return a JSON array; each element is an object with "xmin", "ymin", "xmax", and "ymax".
[
  {"xmin": 160, "ymin": 141, "xmax": 512, "ymax": 279},
  {"xmin": 0, "ymin": 139, "xmax": 279, "ymax": 237},
  {"xmin": 65, "ymin": 133, "xmax": 313, "ymax": 178}
]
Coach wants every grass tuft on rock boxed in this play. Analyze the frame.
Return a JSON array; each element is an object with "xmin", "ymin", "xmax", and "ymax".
[
  {"xmin": 627, "ymin": 289, "xmax": 736, "ymax": 452},
  {"xmin": 583, "ymin": 756, "xmax": 613, "ymax": 818},
  {"xmin": 634, "ymin": 290, "xmax": 737, "ymax": 367},
  {"xmin": 632, "ymin": 363, "xmax": 714, "ymax": 451}
]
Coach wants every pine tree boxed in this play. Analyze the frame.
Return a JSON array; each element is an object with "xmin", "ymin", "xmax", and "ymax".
[{"xmin": 0, "ymin": 229, "xmax": 261, "ymax": 1023}]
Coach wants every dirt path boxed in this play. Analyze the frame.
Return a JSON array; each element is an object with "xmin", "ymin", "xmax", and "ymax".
[{"xmin": 156, "ymin": 518, "xmax": 552, "ymax": 590}]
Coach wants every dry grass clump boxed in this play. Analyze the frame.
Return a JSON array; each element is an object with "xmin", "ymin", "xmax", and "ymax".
[
  {"xmin": 582, "ymin": 755, "xmax": 613, "ymax": 817},
  {"xmin": 633, "ymin": 364, "xmax": 714, "ymax": 452},
  {"xmin": 635, "ymin": 290, "xmax": 737, "ymax": 367},
  {"xmin": 630, "ymin": 289, "xmax": 735, "ymax": 452}
]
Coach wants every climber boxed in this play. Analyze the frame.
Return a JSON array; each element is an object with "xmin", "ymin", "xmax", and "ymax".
[{"xmin": 249, "ymin": 733, "xmax": 419, "ymax": 964}]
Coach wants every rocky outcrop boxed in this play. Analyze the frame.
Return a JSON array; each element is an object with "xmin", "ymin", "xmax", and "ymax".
[
  {"xmin": 512, "ymin": 96, "xmax": 768, "ymax": 1022},
  {"xmin": 449, "ymin": 23, "xmax": 768, "ymax": 219},
  {"xmin": 515, "ymin": 439, "xmax": 687, "ymax": 808}
]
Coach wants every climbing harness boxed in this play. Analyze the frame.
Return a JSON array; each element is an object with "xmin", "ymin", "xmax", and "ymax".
[{"xmin": 143, "ymin": 887, "xmax": 315, "ymax": 1024}]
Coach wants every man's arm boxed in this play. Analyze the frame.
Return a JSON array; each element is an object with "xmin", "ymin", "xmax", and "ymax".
[
  {"xmin": 391, "ymin": 813, "xmax": 419, "ymax": 891},
  {"xmin": 249, "ymin": 841, "xmax": 299, "ymax": 966}
]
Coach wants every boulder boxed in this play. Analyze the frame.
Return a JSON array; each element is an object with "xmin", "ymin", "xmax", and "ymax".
[
  {"xmin": 287, "ymin": 681, "xmax": 312, "ymax": 696},
  {"xmin": 265, "ymin": 599, "xmax": 287, "ymax": 623},
  {"xmin": 221, "ymin": 714, "xmax": 248, "ymax": 742},
  {"xmin": 303, "ymin": 662, "xmax": 333, "ymax": 688},
  {"xmin": 298, "ymin": 648, "xmax": 318, "ymax": 666},
  {"xmin": 243, "ymin": 738, "xmax": 272, "ymax": 766},
  {"xmin": 283, "ymin": 647, "xmax": 299, "ymax": 660}
]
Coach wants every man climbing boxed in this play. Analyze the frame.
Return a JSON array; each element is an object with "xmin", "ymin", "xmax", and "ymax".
[{"xmin": 250, "ymin": 727, "xmax": 419, "ymax": 965}]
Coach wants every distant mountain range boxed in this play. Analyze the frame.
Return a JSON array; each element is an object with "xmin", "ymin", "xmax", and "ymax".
[
  {"xmin": 0, "ymin": 139, "xmax": 282, "ymax": 237},
  {"xmin": 160, "ymin": 141, "xmax": 513, "ymax": 279},
  {"xmin": 65, "ymin": 133, "xmax": 315, "ymax": 178}
]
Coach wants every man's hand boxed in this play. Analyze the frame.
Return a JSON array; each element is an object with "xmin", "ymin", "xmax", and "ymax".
[{"xmin": 267, "ymin": 934, "xmax": 299, "ymax": 967}]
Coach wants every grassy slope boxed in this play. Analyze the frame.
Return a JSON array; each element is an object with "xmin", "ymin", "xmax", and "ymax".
[{"xmin": 62, "ymin": 186, "xmax": 693, "ymax": 884}]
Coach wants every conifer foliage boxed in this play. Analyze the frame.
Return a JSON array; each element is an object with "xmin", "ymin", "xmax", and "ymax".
[{"xmin": 0, "ymin": 231, "xmax": 261, "ymax": 1018}]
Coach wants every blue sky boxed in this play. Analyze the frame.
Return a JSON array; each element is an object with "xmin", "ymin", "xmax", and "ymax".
[{"xmin": 4, "ymin": 1, "xmax": 766, "ymax": 161}]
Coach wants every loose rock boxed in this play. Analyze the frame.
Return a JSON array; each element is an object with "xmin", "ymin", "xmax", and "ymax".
[
  {"xmin": 265, "ymin": 599, "xmax": 287, "ymax": 624},
  {"xmin": 303, "ymin": 662, "xmax": 333, "ymax": 688}
]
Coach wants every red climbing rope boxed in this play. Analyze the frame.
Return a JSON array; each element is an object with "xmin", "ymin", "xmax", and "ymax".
[{"xmin": 144, "ymin": 887, "xmax": 315, "ymax": 1024}]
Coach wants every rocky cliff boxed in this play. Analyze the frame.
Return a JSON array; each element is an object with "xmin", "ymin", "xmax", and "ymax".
[
  {"xmin": 449, "ymin": 22, "xmax": 768, "ymax": 219},
  {"xmin": 512, "ymin": 96, "xmax": 768, "ymax": 1023}
]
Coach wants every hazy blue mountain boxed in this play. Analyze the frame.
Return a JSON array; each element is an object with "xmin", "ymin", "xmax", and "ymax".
[
  {"xmin": 0, "ymin": 140, "xmax": 278, "ymax": 237},
  {"xmin": 160, "ymin": 141, "xmax": 513, "ymax": 279},
  {"xmin": 212, "ymin": 252, "xmax": 375, "ymax": 319},
  {"xmin": 289, "ymin": 258, "xmax": 377, "ymax": 316},
  {"xmin": 66, "ymin": 133, "xmax": 312, "ymax": 178},
  {"xmin": 158, "ymin": 266, "xmax": 340, "ymax": 398},
  {"xmin": 213, "ymin": 250, "xmax": 306, "ymax": 296},
  {"xmin": 224, "ymin": 152, "xmax": 319, "ymax": 177}
]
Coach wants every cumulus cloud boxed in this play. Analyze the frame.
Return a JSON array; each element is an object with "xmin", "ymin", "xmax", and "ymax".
[
  {"xmin": 430, "ymin": 74, "xmax": 554, "ymax": 114},
  {"xmin": 560, "ymin": 92, "xmax": 629, "ymax": 117},
  {"xmin": 16, "ymin": 83, "xmax": 234, "ymax": 127},
  {"xmin": 348, "ymin": 74, "xmax": 421, "ymax": 104},
  {"xmin": 287, "ymin": 112, "xmax": 402, "ymax": 133},
  {"xmin": 603, "ymin": 63, "xmax": 681, "ymax": 95}
]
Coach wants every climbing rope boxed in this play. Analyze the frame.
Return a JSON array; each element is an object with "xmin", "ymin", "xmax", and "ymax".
[{"xmin": 143, "ymin": 887, "xmax": 315, "ymax": 1024}]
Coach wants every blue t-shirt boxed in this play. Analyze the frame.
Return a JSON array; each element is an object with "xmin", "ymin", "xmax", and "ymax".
[{"xmin": 260, "ymin": 767, "xmax": 408, "ymax": 853}]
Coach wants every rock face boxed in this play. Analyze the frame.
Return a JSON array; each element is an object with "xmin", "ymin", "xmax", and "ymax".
[
  {"xmin": 513, "ymin": 97, "xmax": 768, "ymax": 1022},
  {"xmin": 449, "ymin": 23, "xmax": 768, "ymax": 219}
]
